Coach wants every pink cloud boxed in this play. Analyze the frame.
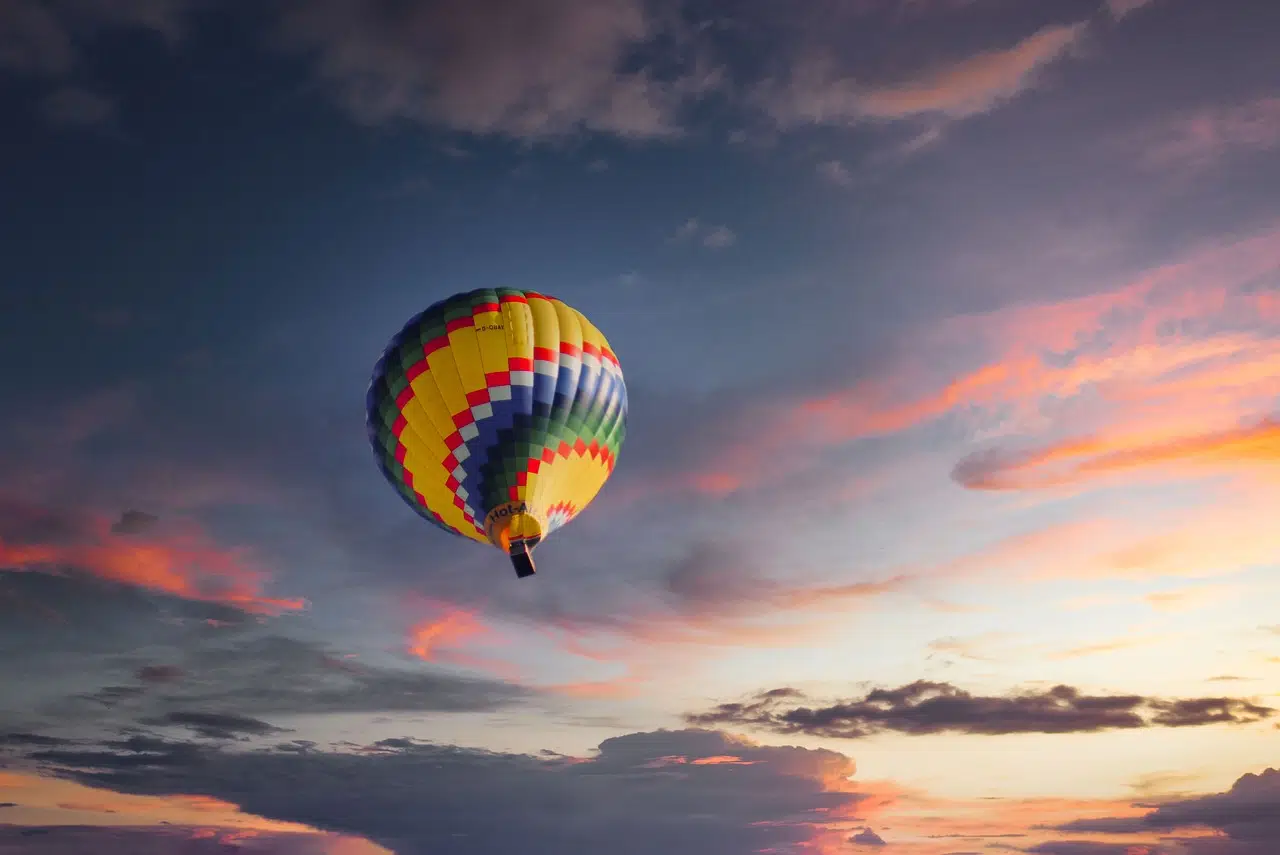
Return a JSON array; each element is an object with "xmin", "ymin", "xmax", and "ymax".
[
  {"xmin": 1143, "ymin": 96, "xmax": 1280, "ymax": 170},
  {"xmin": 1106, "ymin": 0, "xmax": 1161, "ymax": 19},
  {"xmin": 670, "ymin": 222, "xmax": 1280, "ymax": 502},
  {"xmin": 760, "ymin": 21, "xmax": 1087, "ymax": 126},
  {"xmin": 0, "ymin": 503, "xmax": 305, "ymax": 615}
]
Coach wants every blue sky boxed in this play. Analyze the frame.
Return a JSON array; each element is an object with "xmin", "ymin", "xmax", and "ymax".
[{"xmin": 1, "ymin": 1, "xmax": 1279, "ymax": 853}]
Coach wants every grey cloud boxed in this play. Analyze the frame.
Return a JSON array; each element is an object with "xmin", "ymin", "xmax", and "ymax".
[
  {"xmin": 18, "ymin": 728, "xmax": 867, "ymax": 855},
  {"xmin": 143, "ymin": 711, "xmax": 287, "ymax": 740},
  {"xmin": 1026, "ymin": 844, "xmax": 1161, "ymax": 855},
  {"xmin": 39, "ymin": 85, "xmax": 115, "ymax": 126},
  {"xmin": 111, "ymin": 510, "xmax": 160, "ymax": 536},
  {"xmin": 272, "ymin": 0, "xmax": 720, "ymax": 140},
  {"xmin": 0, "ymin": 733, "xmax": 71, "ymax": 747},
  {"xmin": 1106, "ymin": 0, "xmax": 1160, "ymax": 20},
  {"xmin": 686, "ymin": 681, "xmax": 1274, "ymax": 738},
  {"xmin": 0, "ymin": 571, "xmax": 526, "ymax": 742},
  {"xmin": 0, "ymin": 0, "xmax": 191, "ymax": 76},
  {"xmin": 669, "ymin": 217, "xmax": 736, "ymax": 248},
  {"xmin": 136, "ymin": 664, "xmax": 185, "ymax": 684},
  {"xmin": 1050, "ymin": 768, "xmax": 1280, "ymax": 855},
  {"xmin": 1143, "ymin": 768, "xmax": 1280, "ymax": 842},
  {"xmin": 851, "ymin": 827, "xmax": 886, "ymax": 846}
]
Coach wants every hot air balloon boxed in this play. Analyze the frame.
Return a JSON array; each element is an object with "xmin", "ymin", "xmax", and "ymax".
[{"xmin": 366, "ymin": 288, "xmax": 627, "ymax": 578}]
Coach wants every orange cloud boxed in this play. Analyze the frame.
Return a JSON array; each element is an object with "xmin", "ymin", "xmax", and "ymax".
[
  {"xmin": 955, "ymin": 419, "xmax": 1280, "ymax": 491},
  {"xmin": 0, "ymin": 510, "xmax": 304, "ymax": 615},
  {"xmin": 926, "ymin": 490, "xmax": 1280, "ymax": 584},
  {"xmin": 403, "ymin": 600, "xmax": 525, "ymax": 681},
  {"xmin": 658, "ymin": 225, "xmax": 1280, "ymax": 505},
  {"xmin": 1048, "ymin": 634, "xmax": 1169, "ymax": 660},
  {"xmin": 0, "ymin": 770, "xmax": 315, "ymax": 833},
  {"xmin": 1142, "ymin": 584, "xmax": 1241, "ymax": 615},
  {"xmin": 406, "ymin": 605, "xmax": 487, "ymax": 661}
]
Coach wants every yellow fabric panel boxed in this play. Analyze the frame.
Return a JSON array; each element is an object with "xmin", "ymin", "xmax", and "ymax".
[
  {"xmin": 528, "ymin": 295, "xmax": 561, "ymax": 354},
  {"xmin": 528, "ymin": 450, "xmax": 612, "ymax": 525},
  {"xmin": 447, "ymin": 323, "xmax": 487, "ymax": 399},
  {"xmin": 407, "ymin": 373, "xmax": 459, "ymax": 444},
  {"xmin": 474, "ymin": 305, "xmax": 509, "ymax": 378},
  {"xmin": 425, "ymin": 347, "xmax": 469, "ymax": 420},
  {"xmin": 501, "ymin": 298, "xmax": 534, "ymax": 364},
  {"xmin": 394, "ymin": 441, "xmax": 486, "ymax": 543}
]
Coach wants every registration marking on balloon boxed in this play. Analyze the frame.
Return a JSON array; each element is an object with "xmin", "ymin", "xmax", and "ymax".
[{"xmin": 366, "ymin": 287, "xmax": 626, "ymax": 575}]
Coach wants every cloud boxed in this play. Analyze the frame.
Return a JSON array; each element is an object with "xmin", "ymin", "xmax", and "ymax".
[
  {"xmin": 1142, "ymin": 96, "xmax": 1280, "ymax": 171},
  {"xmin": 0, "ymin": 0, "xmax": 190, "ymax": 76},
  {"xmin": 1051, "ymin": 768, "xmax": 1280, "ymax": 854},
  {"xmin": 143, "ymin": 711, "xmax": 287, "ymax": 741},
  {"xmin": 12, "ymin": 728, "xmax": 872, "ymax": 855},
  {"xmin": 686, "ymin": 681, "xmax": 1274, "ymax": 738},
  {"xmin": 111, "ymin": 511, "xmax": 160, "ymax": 536},
  {"xmin": 817, "ymin": 159, "xmax": 854, "ymax": 186},
  {"xmin": 1106, "ymin": 0, "xmax": 1160, "ymax": 20},
  {"xmin": 0, "ymin": 733, "xmax": 71, "ymax": 747},
  {"xmin": 702, "ymin": 224, "xmax": 737, "ymax": 249},
  {"xmin": 1025, "ymin": 844, "xmax": 1156, "ymax": 855},
  {"xmin": 39, "ymin": 85, "xmax": 115, "ymax": 127},
  {"xmin": 493, "ymin": 542, "xmax": 909, "ymax": 698},
  {"xmin": 666, "ymin": 220, "xmax": 1280, "ymax": 507},
  {"xmin": 758, "ymin": 21, "xmax": 1087, "ymax": 127},
  {"xmin": 272, "ymin": 0, "xmax": 720, "ymax": 140},
  {"xmin": 0, "ymin": 825, "xmax": 381, "ymax": 855},
  {"xmin": 669, "ymin": 217, "xmax": 736, "ymax": 249},
  {"xmin": 850, "ymin": 826, "xmax": 887, "ymax": 846},
  {"xmin": 0, "ymin": 496, "xmax": 304, "ymax": 615},
  {"xmin": 951, "ymin": 419, "xmax": 1280, "ymax": 491},
  {"xmin": 0, "ymin": 571, "xmax": 527, "ymax": 743},
  {"xmin": 136, "ymin": 664, "xmax": 185, "ymax": 684}
]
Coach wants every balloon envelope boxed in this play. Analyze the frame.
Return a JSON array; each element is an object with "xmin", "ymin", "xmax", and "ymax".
[{"xmin": 366, "ymin": 288, "xmax": 627, "ymax": 577}]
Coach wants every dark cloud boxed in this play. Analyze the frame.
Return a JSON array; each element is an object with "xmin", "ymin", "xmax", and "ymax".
[
  {"xmin": 137, "ymin": 665, "xmax": 185, "ymax": 684},
  {"xmin": 27, "ymin": 735, "xmax": 208, "ymax": 773},
  {"xmin": 0, "ymin": 0, "xmax": 191, "ymax": 76},
  {"xmin": 1140, "ymin": 768, "xmax": 1280, "ymax": 842},
  {"xmin": 111, "ymin": 510, "xmax": 160, "ymax": 536},
  {"xmin": 14, "ymin": 728, "xmax": 866, "ymax": 855},
  {"xmin": 143, "ymin": 711, "xmax": 287, "ymax": 741},
  {"xmin": 39, "ymin": 85, "xmax": 115, "ymax": 127},
  {"xmin": 850, "ymin": 827, "xmax": 886, "ymax": 846},
  {"xmin": 0, "ymin": 733, "xmax": 72, "ymax": 747},
  {"xmin": 685, "ymin": 681, "xmax": 1275, "ymax": 738},
  {"xmin": 1026, "ymin": 844, "xmax": 1157, "ymax": 855},
  {"xmin": 1050, "ymin": 768, "xmax": 1280, "ymax": 855},
  {"xmin": 79, "ymin": 685, "xmax": 148, "ymax": 708},
  {"xmin": 0, "ymin": 571, "xmax": 526, "ymax": 742},
  {"xmin": 158, "ymin": 633, "xmax": 529, "ymax": 717},
  {"xmin": 272, "ymin": 0, "xmax": 722, "ymax": 140}
]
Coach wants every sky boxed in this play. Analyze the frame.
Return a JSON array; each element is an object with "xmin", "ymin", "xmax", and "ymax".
[{"xmin": 0, "ymin": 0, "xmax": 1278, "ymax": 852}]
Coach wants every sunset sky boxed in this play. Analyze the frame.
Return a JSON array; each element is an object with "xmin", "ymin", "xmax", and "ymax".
[{"xmin": 1, "ymin": 0, "xmax": 1278, "ymax": 853}]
